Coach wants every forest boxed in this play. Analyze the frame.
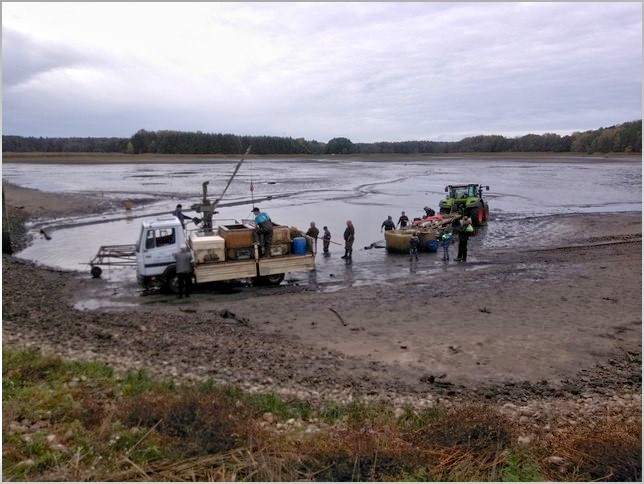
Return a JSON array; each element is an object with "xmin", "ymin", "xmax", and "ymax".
[{"xmin": 2, "ymin": 120, "xmax": 641, "ymax": 155}]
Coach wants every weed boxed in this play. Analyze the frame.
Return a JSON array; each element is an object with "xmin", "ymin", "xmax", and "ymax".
[
  {"xmin": 408, "ymin": 403, "xmax": 512, "ymax": 452},
  {"xmin": 500, "ymin": 448, "xmax": 541, "ymax": 481}
]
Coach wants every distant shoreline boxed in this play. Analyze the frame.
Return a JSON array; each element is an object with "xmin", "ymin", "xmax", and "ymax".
[{"xmin": 2, "ymin": 151, "xmax": 641, "ymax": 164}]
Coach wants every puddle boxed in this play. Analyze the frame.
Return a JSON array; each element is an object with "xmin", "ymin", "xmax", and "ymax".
[{"xmin": 74, "ymin": 298, "xmax": 139, "ymax": 311}]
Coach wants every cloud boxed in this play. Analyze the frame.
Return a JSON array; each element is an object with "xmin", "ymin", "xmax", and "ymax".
[{"xmin": 2, "ymin": 2, "xmax": 641, "ymax": 141}]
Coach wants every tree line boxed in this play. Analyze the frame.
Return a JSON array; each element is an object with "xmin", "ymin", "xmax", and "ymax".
[{"xmin": 3, "ymin": 120, "xmax": 640, "ymax": 155}]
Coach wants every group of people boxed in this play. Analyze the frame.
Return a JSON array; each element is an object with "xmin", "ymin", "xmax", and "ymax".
[
  {"xmin": 171, "ymin": 202, "xmax": 472, "ymax": 294},
  {"xmin": 378, "ymin": 205, "xmax": 474, "ymax": 263},
  {"xmin": 380, "ymin": 205, "xmax": 439, "ymax": 233},
  {"xmin": 306, "ymin": 220, "xmax": 355, "ymax": 260}
]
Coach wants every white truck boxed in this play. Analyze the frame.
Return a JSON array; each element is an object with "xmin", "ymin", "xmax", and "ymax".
[
  {"xmin": 141, "ymin": 216, "xmax": 315, "ymax": 291},
  {"xmin": 89, "ymin": 216, "xmax": 316, "ymax": 292}
]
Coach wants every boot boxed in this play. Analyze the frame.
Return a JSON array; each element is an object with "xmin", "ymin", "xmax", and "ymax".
[
  {"xmin": 347, "ymin": 250, "xmax": 352, "ymax": 259},
  {"xmin": 341, "ymin": 249, "xmax": 348, "ymax": 259}
]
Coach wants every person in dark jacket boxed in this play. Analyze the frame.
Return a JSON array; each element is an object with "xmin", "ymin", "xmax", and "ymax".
[
  {"xmin": 322, "ymin": 226, "xmax": 331, "ymax": 255},
  {"xmin": 381, "ymin": 216, "xmax": 396, "ymax": 232},
  {"xmin": 306, "ymin": 222, "xmax": 320, "ymax": 254},
  {"xmin": 172, "ymin": 204, "xmax": 192, "ymax": 229},
  {"xmin": 398, "ymin": 211, "xmax": 409, "ymax": 228},
  {"xmin": 173, "ymin": 243, "xmax": 194, "ymax": 298},
  {"xmin": 341, "ymin": 220, "xmax": 355, "ymax": 259},
  {"xmin": 456, "ymin": 217, "xmax": 474, "ymax": 262},
  {"xmin": 409, "ymin": 233, "xmax": 420, "ymax": 260}
]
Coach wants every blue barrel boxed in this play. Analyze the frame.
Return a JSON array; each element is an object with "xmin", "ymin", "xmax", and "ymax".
[
  {"xmin": 292, "ymin": 237, "xmax": 307, "ymax": 254},
  {"xmin": 425, "ymin": 239, "xmax": 438, "ymax": 252}
]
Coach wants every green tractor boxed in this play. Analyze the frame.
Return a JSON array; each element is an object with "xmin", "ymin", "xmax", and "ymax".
[{"xmin": 439, "ymin": 184, "xmax": 490, "ymax": 226}]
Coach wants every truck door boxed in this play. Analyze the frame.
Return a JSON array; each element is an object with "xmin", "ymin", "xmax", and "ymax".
[{"xmin": 137, "ymin": 225, "xmax": 180, "ymax": 277}]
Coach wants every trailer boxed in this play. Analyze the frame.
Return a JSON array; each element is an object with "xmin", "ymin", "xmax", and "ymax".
[{"xmin": 88, "ymin": 244, "xmax": 137, "ymax": 278}]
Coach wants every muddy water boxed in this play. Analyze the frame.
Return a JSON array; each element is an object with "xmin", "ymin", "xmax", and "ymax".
[{"xmin": 4, "ymin": 156, "xmax": 641, "ymax": 291}]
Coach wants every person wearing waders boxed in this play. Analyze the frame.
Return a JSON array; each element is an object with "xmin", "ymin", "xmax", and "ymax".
[
  {"xmin": 441, "ymin": 229, "xmax": 453, "ymax": 261},
  {"xmin": 341, "ymin": 220, "xmax": 355, "ymax": 259},
  {"xmin": 306, "ymin": 222, "xmax": 320, "ymax": 254},
  {"xmin": 252, "ymin": 207, "xmax": 273, "ymax": 257},
  {"xmin": 409, "ymin": 233, "xmax": 420, "ymax": 260},
  {"xmin": 322, "ymin": 226, "xmax": 331, "ymax": 255},
  {"xmin": 456, "ymin": 217, "xmax": 474, "ymax": 262},
  {"xmin": 173, "ymin": 243, "xmax": 194, "ymax": 299}
]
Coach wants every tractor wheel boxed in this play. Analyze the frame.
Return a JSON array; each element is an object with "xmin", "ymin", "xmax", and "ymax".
[
  {"xmin": 90, "ymin": 265, "xmax": 102, "ymax": 278},
  {"xmin": 483, "ymin": 207, "xmax": 490, "ymax": 221},
  {"xmin": 474, "ymin": 208, "xmax": 484, "ymax": 226}
]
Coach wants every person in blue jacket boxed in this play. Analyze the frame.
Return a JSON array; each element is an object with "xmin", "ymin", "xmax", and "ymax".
[{"xmin": 252, "ymin": 207, "xmax": 273, "ymax": 257}]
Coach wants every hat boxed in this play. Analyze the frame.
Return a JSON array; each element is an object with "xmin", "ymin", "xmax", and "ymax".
[
  {"xmin": 176, "ymin": 204, "xmax": 182, "ymax": 208},
  {"xmin": 180, "ymin": 243, "xmax": 187, "ymax": 250},
  {"xmin": 252, "ymin": 207, "xmax": 260, "ymax": 213},
  {"xmin": 424, "ymin": 206, "xmax": 430, "ymax": 211}
]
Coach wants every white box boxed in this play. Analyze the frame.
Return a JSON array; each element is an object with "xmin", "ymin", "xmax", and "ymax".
[{"xmin": 189, "ymin": 233, "xmax": 226, "ymax": 263}]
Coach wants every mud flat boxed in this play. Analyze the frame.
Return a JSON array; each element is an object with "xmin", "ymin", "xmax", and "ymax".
[{"xmin": 2, "ymin": 183, "xmax": 641, "ymax": 417}]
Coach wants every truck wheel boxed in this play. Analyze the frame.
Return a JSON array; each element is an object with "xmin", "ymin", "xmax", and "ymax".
[
  {"xmin": 164, "ymin": 270, "xmax": 179, "ymax": 294},
  {"xmin": 90, "ymin": 266, "xmax": 102, "ymax": 278},
  {"xmin": 254, "ymin": 274, "xmax": 285, "ymax": 286}
]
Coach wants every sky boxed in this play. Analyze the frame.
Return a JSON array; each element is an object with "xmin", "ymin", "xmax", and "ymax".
[{"xmin": 2, "ymin": 2, "xmax": 642, "ymax": 143}]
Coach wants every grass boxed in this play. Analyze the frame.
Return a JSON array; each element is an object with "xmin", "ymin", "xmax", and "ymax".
[{"xmin": 3, "ymin": 345, "xmax": 641, "ymax": 481}]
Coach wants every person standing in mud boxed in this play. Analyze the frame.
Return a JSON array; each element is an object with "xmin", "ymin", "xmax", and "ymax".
[
  {"xmin": 173, "ymin": 243, "xmax": 194, "ymax": 298},
  {"xmin": 409, "ymin": 233, "xmax": 420, "ymax": 260},
  {"xmin": 306, "ymin": 222, "xmax": 320, "ymax": 254},
  {"xmin": 397, "ymin": 211, "xmax": 409, "ymax": 229},
  {"xmin": 322, "ymin": 226, "xmax": 331, "ymax": 255},
  {"xmin": 252, "ymin": 207, "xmax": 273, "ymax": 257},
  {"xmin": 456, "ymin": 217, "xmax": 474, "ymax": 262},
  {"xmin": 342, "ymin": 220, "xmax": 355, "ymax": 259},
  {"xmin": 441, "ymin": 229, "xmax": 453, "ymax": 261}
]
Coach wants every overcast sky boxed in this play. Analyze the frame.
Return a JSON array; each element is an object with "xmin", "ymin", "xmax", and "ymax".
[{"xmin": 2, "ymin": 2, "xmax": 642, "ymax": 143}]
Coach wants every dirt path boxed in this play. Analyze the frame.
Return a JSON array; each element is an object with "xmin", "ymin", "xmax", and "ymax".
[{"xmin": 2, "ymin": 183, "xmax": 641, "ymax": 408}]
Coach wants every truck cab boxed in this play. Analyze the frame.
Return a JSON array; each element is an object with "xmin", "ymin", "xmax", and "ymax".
[{"xmin": 135, "ymin": 216, "xmax": 186, "ymax": 289}]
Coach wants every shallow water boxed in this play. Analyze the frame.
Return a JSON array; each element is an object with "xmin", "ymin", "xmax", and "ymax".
[{"xmin": 4, "ymin": 156, "xmax": 641, "ymax": 289}]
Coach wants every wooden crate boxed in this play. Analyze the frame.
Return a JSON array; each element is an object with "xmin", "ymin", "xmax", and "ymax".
[
  {"xmin": 271, "ymin": 223, "xmax": 291, "ymax": 244},
  {"xmin": 226, "ymin": 247, "xmax": 253, "ymax": 260},
  {"xmin": 269, "ymin": 243, "xmax": 290, "ymax": 256},
  {"xmin": 218, "ymin": 224, "xmax": 255, "ymax": 249}
]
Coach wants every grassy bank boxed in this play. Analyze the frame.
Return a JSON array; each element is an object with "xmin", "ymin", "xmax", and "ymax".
[{"xmin": 2, "ymin": 346, "xmax": 641, "ymax": 481}]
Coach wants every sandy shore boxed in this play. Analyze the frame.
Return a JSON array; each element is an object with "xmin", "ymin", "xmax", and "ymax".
[{"xmin": 2, "ymin": 181, "xmax": 642, "ymax": 416}]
